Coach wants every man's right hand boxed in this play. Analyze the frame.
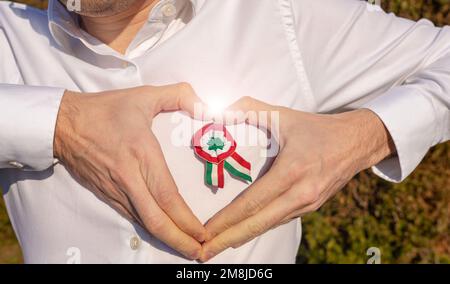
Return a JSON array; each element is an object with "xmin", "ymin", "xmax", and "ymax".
[{"xmin": 53, "ymin": 83, "xmax": 206, "ymax": 260}]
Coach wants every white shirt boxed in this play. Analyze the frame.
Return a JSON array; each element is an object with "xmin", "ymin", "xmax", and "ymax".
[{"xmin": 0, "ymin": 0, "xmax": 449, "ymax": 264}]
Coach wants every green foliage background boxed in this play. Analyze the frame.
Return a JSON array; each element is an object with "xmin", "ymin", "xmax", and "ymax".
[{"xmin": 0, "ymin": 0, "xmax": 449, "ymax": 264}]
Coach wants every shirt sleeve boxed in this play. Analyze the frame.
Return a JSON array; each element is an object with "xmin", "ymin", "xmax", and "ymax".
[
  {"xmin": 0, "ymin": 28, "xmax": 65, "ymax": 171},
  {"xmin": 291, "ymin": 0, "xmax": 450, "ymax": 182}
]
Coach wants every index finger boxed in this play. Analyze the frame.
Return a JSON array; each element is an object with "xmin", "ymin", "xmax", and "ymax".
[
  {"xmin": 154, "ymin": 83, "xmax": 208, "ymax": 120},
  {"xmin": 204, "ymin": 155, "xmax": 291, "ymax": 241},
  {"xmin": 143, "ymin": 135, "xmax": 207, "ymax": 242},
  {"xmin": 127, "ymin": 175, "xmax": 203, "ymax": 259},
  {"xmin": 201, "ymin": 187, "xmax": 299, "ymax": 262},
  {"xmin": 113, "ymin": 160, "xmax": 203, "ymax": 259}
]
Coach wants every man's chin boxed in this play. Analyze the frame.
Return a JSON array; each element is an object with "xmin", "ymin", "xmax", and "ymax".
[
  {"xmin": 73, "ymin": 9, "xmax": 125, "ymax": 18},
  {"xmin": 60, "ymin": 0, "xmax": 141, "ymax": 18}
]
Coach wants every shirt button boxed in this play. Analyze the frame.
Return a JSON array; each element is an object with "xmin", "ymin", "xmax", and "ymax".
[
  {"xmin": 162, "ymin": 3, "xmax": 177, "ymax": 18},
  {"xmin": 130, "ymin": 236, "xmax": 141, "ymax": 250},
  {"xmin": 122, "ymin": 61, "xmax": 130, "ymax": 68},
  {"xmin": 8, "ymin": 161, "xmax": 24, "ymax": 169}
]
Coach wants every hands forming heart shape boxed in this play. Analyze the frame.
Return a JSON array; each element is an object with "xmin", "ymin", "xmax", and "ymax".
[{"xmin": 54, "ymin": 83, "xmax": 394, "ymax": 262}]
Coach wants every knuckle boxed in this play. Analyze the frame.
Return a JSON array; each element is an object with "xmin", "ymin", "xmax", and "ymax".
[
  {"xmin": 145, "ymin": 172, "xmax": 161, "ymax": 189},
  {"xmin": 153, "ymin": 188, "xmax": 177, "ymax": 209},
  {"xmin": 176, "ymin": 82, "xmax": 194, "ymax": 94},
  {"xmin": 242, "ymin": 198, "xmax": 264, "ymax": 217},
  {"xmin": 240, "ymin": 96, "xmax": 254, "ymax": 108},
  {"xmin": 146, "ymin": 214, "xmax": 167, "ymax": 235},
  {"xmin": 246, "ymin": 221, "xmax": 267, "ymax": 236},
  {"xmin": 298, "ymin": 188, "xmax": 320, "ymax": 206},
  {"xmin": 213, "ymin": 237, "xmax": 230, "ymax": 252},
  {"xmin": 173, "ymin": 233, "xmax": 191, "ymax": 249},
  {"xmin": 109, "ymin": 164, "xmax": 129, "ymax": 186},
  {"xmin": 212, "ymin": 216, "xmax": 235, "ymax": 233},
  {"xmin": 285, "ymin": 160, "xmax": 304, "ymax": 184}
]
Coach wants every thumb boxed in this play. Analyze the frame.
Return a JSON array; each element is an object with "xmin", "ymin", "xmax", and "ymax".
[{"xmin": 222, "ymin": 96, "xmax": 280, "ymax": 131}]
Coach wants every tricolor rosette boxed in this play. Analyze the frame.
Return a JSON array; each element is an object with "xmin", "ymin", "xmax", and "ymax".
[{"xmin": 192, "ymin": 123, "xmax": 252, "ymax": 188}]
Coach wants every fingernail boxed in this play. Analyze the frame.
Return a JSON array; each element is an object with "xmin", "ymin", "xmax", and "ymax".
[{"xmin": 189, "ymin": 249, "xmax": 201, "ymax": 260}]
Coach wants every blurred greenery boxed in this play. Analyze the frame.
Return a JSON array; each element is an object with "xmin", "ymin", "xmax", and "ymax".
[
  {"xmin": 1, "ymin": 0, "xmax": 449, "ymax": 264},
  {"xmin": 298, "ymin": 143, "xmax": 449, "ymax": 264},
  {"xmin": 0, "ymin": 197, "xmax": 22, "ymax": 264}
]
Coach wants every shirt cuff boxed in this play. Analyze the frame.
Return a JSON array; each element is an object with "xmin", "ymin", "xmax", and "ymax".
[
  {"xmin": 362, "ymin": 87, "xmax": 437, "ymax": 183},
  {"xmin": 0, "ymin": 85, "xmax": 65, "ymax": 171}
]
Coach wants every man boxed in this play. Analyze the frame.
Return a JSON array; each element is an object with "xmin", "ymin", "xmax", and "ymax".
[{"xmin": 0, "ymin": 0, "xmax": 448, "ymax": 263}]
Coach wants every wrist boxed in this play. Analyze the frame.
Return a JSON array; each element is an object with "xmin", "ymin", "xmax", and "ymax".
[
  {"xmin": 338, "ymin": 109, "xmax": 396, "ymax": 172},
  {"xmin": 53, "ymin": 90, "xmax": 81, "ymax": 160}
]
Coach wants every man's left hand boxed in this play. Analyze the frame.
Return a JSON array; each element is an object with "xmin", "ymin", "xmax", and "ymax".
[{"xmin": 200, "ymin": 97, "xmax": 395, "ymax": 262}]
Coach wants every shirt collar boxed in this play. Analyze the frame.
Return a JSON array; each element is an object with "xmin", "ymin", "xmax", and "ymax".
[{"xmin": 47, "ymin": 0, "xmax": 202, "ymax": 55}]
